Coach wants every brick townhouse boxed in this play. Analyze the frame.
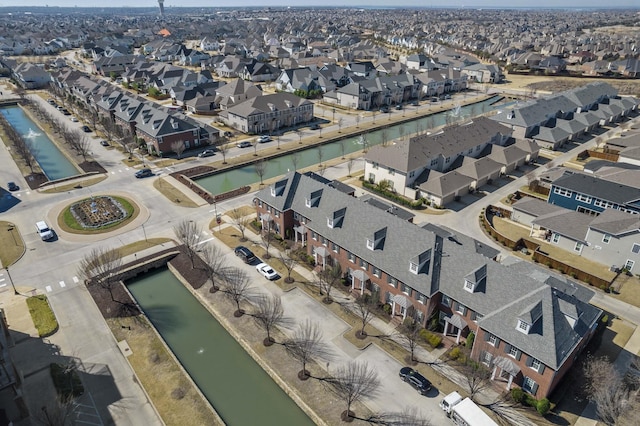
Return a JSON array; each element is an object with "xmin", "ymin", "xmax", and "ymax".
[{"xmin": 253, "ymin": 171, "xmax": 601, "ymax": 398}]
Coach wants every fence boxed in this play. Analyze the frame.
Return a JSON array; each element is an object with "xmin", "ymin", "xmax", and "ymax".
[
  {"xmin": 577, "ymin": 149, "xmax": 619, "ymax": 162},
  {"xmin": 482, "ymin": 206, "xmax": 615, "ymax": 289}
]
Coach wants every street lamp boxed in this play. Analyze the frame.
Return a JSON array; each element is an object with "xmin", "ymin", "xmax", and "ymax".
[{"xmin": 5, "ymin": 267, "xmax": 18, "ymax": 295}]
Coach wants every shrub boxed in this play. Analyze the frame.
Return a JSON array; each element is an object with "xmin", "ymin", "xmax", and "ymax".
[
  {"xmin": 419, "ymin": 329, "xmax": 431, "ymax": 342},
  {"xmin": 427, "ymin": 334, "xmax": 442, "ymax": 348},
  {"xmin": 601, "ymin": 314, "xmax": 609, "ymax": 325},
  {"xmin": 466, "ymin": 331, "xmax": 475, "ymax": 348},
  {"xmin": 537, "ymin": 398, "xmax": 551, "ymax": 415},
  {"xmin": 50, "ymin": 363, "xmax": 84, "ymax": 399},
  {"xmin": 511, "ymin": 388, "xmax": 525, "ymax": 403},
  {"xmin": 525, "ymin": 394, "xmax": 538, "ymax": 407},
  {"xmin": 448, "ymin": 347, "xmax": 462, "ymax": 360},
  {"xmin": 382, "ymin": 304, "xmax": 392, "ymax": 315}
]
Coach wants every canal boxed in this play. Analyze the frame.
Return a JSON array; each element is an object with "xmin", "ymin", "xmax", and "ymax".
[
  {"xmin": 197, "ymin": 97, "xmax": 502, "ymax": 195},
  {"xmin": 126, "ymin": 267, "xmax": 314, "ymax": 426},
  {"xmin": 0, "ymin": 105, "xmax": 80, "ymax": 180}
]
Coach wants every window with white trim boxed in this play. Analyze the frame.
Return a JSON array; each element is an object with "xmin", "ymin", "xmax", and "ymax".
[
  {"xmin": 508, "ymin": 345, "xmax": 518, "ymax": 358},
  {"xmin": 366, "ymin": 239, "xmax": 374, "ymax": 250},
  {"xmin": 401, "ymin": 283, "xmax": 411, "ymax": 296},
  {"xmin": 360, "ymin": 259, "xmax": 368, "ymax": 270},
  {"xmin": 327, "ymin": 217, "xmax": 334, "ymax": 228},
  {"xmin": 417, "ymin": 293, "xmax": 427, "ymax": 304},
  {"xmin": 372, "ymin": 162, "xmax": 379, "ymax": 169},
  {"xmin": 311, "ymin": 231, "xmax": 318, "ymax": 241},
  {"xmin": 575, "ymin": 194, "xmax": 592, "ymax": 203},
  {"xmin": 455, "ymin": 302, "xmax": 466, "ymax": 315},
  {"xmin": 574, "ymin": 242, "xmax": 583, "ymax": 252},
  {"xmin": 442, "ymin": 295, "xmax": 451, "ymax": 307},
  {"xmin": 332, "ymin": 243, "xmax": 339, "ymax": 253},
  {"xmin": 625, "ymin": 259, "xmax": 635, "ymax": 271},
  {"xmin": 553, "ymin": 187, "xmax": 573, "ymax": 197},
  {"xmin": 632, "ymin": 243, "xmax": 640, "ymax": 254},
  {"xmin": 348, "ymin": 252, "xmax": 355, "ymax": 263},
  {"xmin": 602, "ymin": 234, "xmax": 611, "ymax": 244},
  {"xmin": 388, "ymin": 277, "xmax": 397, "ymax": 287},
  {"xmin": 372, "ymin": 267, "xmax": 380, "ymax": 278},
  {"xmin": 517, "ymin": 319, "xmax": 530, "ymax": 334},
  {"xmin": 594, "ymin": 199, "xmax": 615, "ymax": 209},
  {"xmin": 531, "ymin": 358, "xmax": 542, "ymax": 372},
  {"xmin": 481, "ymin": 351, "xmax": 492, "ymax": 366},
  {"xmin": 522, "ymin": 377, "xmax": 537, "ymax": 394},
  {"xmin": 409, "ymin": 261, "xmax": 418, "ymax": 274},
  {"xmin": 552, "ymin": 233, "xmax": 560, "ymax": 244},
  {"xmin": 488, "ymin": 334, "xmax": 498, "ymax": 346},
  {"xmin": 388, "ymin": 168, "xmax": 395, "ymax": 175}
]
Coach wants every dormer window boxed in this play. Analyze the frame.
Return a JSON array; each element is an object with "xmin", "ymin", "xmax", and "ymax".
[
  {"xmin": 305, "ymin": 198, "xmax": 311, "ymax": 207},
  {"xmin": 327, "ymin": 217, "xmax": 334, "ymax": 228},
  {"xmin": 409, "ymin": 261, "xmax": 418, "ymax": 274},
  {"xmin": 517, "ymin": 319, "xmax": 531, "ymax": 334},
  {"xmin": 464, "ymin": 280, "xmax": 475, "ymax": 293},
  {"xmin": 366, "ymin": 239, "xmax": 374, "ymax": 250}
]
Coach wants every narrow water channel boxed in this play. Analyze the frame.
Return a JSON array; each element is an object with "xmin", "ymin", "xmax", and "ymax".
[
  {"xmin": 196, "ymin": 97, "xmax": 502, "ymax": 195},
  {"xmin": 0, "ymin": 105, "xmax": 80, "ymax": 180},
  {"xmin": 126, "ymin": 268, "xmax": 314, "ymax": 426}
]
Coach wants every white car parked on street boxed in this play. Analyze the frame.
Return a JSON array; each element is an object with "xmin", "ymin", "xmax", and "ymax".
[{"xmin": 256, "ymin": 263, "xmax": 278, "ymax": 280}]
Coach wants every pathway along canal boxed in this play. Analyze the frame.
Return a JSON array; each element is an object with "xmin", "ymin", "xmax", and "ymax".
[
  {"xmin": 126, "ymin": 267, "xmax": 314, "ymax": 426},
  {"xmin": 196, "ymin": 97, "xmax": 503, "ymax": 195},
  {"xmin": 0, "ymin": 105, "xmax": 80, "ymax": 180}
]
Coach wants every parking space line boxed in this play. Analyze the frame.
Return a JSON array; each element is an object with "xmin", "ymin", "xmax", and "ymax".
[
  {"xmin": 73, "ymin": 276, "xmax": 79, "ymax": 283},
  {"xmin": 45, "ymin": 285, "xmax": 52, "ymax": 292},
  {"xmin": 59, "ymin": 281, "xmax": 66, "ymax": 288}
]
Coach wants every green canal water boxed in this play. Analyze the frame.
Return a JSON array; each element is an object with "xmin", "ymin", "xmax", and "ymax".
[{"xmin": 126, "ymin": 268, "xmax": 314, "ymax": 426}]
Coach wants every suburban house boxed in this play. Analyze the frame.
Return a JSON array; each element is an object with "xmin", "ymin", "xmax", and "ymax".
[
  {"xmin": 512, "ymin": 197, "xmax": 640, "ymax": 272},
  {"xmin": 11, "ymin": 62, "xmax": 51, "ymax": 89},
  {"xmin": 221, "ymin": 92, "xmax": 314, "ymax": 134},
  {"xmin": 491, "ymin": 83, "xmax": 639, "ymax": 150},
  {"xmin": 214, "ymin": 78, "xmax": 262, "ymax": 110},
  {"xmin": 548, "ymin": 172, "xmax": 640, "ymax": 216},
  {"xmin": 323, "ymin": 74, "xmax": 421, "ymax": 110},
  {"xmin": 363, "ymin": 117, "xmax": 536, "ymax": 206},
  {"xmin": 253, "ymin": 172, "xmax": 601, "ymax": 399}
]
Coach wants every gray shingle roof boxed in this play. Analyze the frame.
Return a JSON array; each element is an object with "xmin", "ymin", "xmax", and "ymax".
[
  {"xmin": 588, "ymin": 208, "xmax": 640, "ymax": 236},
  {"xmin": 552, "ymin": 173, "xmax": 640, "ymax": 204},
  {"xmin": 532, "ymin": 210, "xmax": 592, "ymax": 242}
]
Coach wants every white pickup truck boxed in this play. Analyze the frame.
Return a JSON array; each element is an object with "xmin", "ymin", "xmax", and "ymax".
[{"xmin": 440, "ymin": 392, "xmax": 498, "ymax": 426}]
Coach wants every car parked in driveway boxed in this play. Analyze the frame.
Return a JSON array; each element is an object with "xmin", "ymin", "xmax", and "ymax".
[
  {"xmin": 82, "ymin": 125, "xmax": 92, "ymax": 132},
  {"xmin": 399, "ymin": 367, "xmax": 431, "ymax": 395},
  {"xmin": 70, "ymin": 116, "xmax": 79, "ymax": 122},
  {"xmin": 100, "ymin": 140, "xmax": 110, "ymax": 147},
  {"xmin": 135, "ymin": 168, "xmax": 153, "ymax": 178},
  {"xmin": 7, "ymin": 182, "xmax": 19, "ymax": 192},
  {"xmin": 198, "ymin": 149, "xmax": 216, "ymax": 158},
  {"xmin": 234, "ymin": 246, "xmax": 256, "ymax": 263},
  {"xmin": 256, "ymin": 262, "xmax": 279, "ymax": 280},
  {"xmin": 256, "ymin": 135, "xmax": 272, "ymax": 143},
  {"xmin": 236, "ymin": 141, "xmax": 252, "ymax": 148}
]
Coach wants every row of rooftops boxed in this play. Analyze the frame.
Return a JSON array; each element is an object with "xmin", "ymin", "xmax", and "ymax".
[{"xmin": 256, "ymin": 172, "xmax": 601, "ymax": 369}]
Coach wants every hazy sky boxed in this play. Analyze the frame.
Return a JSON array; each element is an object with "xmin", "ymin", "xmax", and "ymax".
[{"xmin": 5, "ymin": 1, "xmax": 640, "ymax": 8}]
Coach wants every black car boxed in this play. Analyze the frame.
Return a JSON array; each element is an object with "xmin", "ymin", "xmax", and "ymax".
[
  {"xmin": 411, "ymin": 100, "xmax": 419, "ymax": 106},
  {"xmin": 7, "ymin": 182, "xmax": 19, "ymax": 192},
  {"xmin": 234, "ymin": 246, "xmax": 256, "ymax": 264},
  {"xmin": 82, "ymin": 125, "xmax": 92, "ymax": 133},
  {"xmin": 395, "ymin": 104, "xmax": 403, "ymax": 110},
  {"xmin": 379, "ymin": 106, "xmax": 389, "ymax": 113},
  {"xmin": 135, "ymin": 168, "xmax": 153, "ymax": 178},
  {"xmin": 399, "ymin": 367, "xmax": 431, "ymax": 395},
  {"xmin": 100, "ymin": 140, "xmax": 110, "ymax": 147},
  {"xmin": 309, "ymin": 123, "xmax": 321, "ymax": 130}
]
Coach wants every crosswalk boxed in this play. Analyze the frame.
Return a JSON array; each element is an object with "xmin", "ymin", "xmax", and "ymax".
[
  {"xmin": 0, "ymin": 271, "xmax": 6, "ymax": 289},
  {"xmin": 44, "ymin": 276, "xmax": 79, "ymax": 293}
]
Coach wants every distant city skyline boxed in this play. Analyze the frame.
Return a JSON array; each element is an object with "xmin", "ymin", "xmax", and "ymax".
[{"xmin": 3, "ymin": 1, "xmax": 639, "ymax": 9}]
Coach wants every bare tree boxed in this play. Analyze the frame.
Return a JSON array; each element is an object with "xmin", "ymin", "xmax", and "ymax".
[
  {"xmin": 77, "ymin": 247, "xmax": 123, "ymax": 303},
  {"xmin": 381, "ymin": 129, "xmax": 389, "ymax": 147},
  {"xmin": 35, "ymin": 395, "xmax": 79, "ymax": 426},
  {"xmin": 229, "ymin": 208, "xmax": 250, "ymax": 241},
  {"xmin": 200, "ymin": 244, "xmax": 227, "ymax": 293},
  {"xmin": 173, "ymin": 220, "xmax": 201, "ymax": 267},
  {"xmin": 222, "ymin": 267, "xmax": 252, "ymax": 317},
  {"xmin": 316, "ymin": 263, "xmax": 343, "ymax": 304},
  {"xmin": 337, "ymin": 117, "xmax": 344, "ymax": 133},
  {"xmin": 217, "ymin": 138, "xmax": 229, "ymax": 164},
  {"xmin": 326, "ymin": 361, "xmax": 380, "ymax": 421},
  {"xmin": 583, "ymin": 355, "xmax": 638, "ymax": 426},
  {"xmin": 261, "ymin": 230, "xmax": 274, "ymax": 259},
  {"xmin": 295, "ymin": 128, "xmax": 303, "ymax": 144},
  {"xmin": 400, "ymin": 315, "xmax": 422, "ymax": 364},
  {"xmin": 347, "ymin": 157, "xmax": 355, "ymax": 177},
  {"xmin": 355, "ymin": 114, "xmax": 361, "ymax": 128},
  {"xmin": 317, "ymin": 145, "xmax": 324, "ymax": 167},
  {"xmin": 254, "ymin": 159, "xmax": 267, "ymax": 185},
  {"xmin": 171, "ymin": 141, "xmax": 186, "ymax": 159},
  {"xmin": 252, "ymin": 294, "xmax": 286, "ymax": 346},
  {"xmin": 339, "ymin": 139, "xmax": 346, "ymax": 159},
  {"xmin": 372, "ymin": 110, "xmax": 377, "ymax": 124},
  {"xmin": 278, "ymin": 250, "xmax": 298, "ymax": 283},
  {"xmin": 359, "ymin": 407, "xmax": 431, "ymax": 425},
  {"xmin": 351, "ymin": 294, "xmax": 377, "ymax": 339},
  {"xmin": 463, "ymin": 361, "xmax": 492, "ymax": 401},
  {"xmin": 253, "ymin": 140, "xmax": 259, "ymax": 157},
  {"xmin": 291, "ymin": 152, "xmax": 301, "ymax": 171},
  {"xmin": 75, "ymin": 135, "xmax": 92, "ymax": 162},
  {"xmin": 284, "ymin": 320, "xmax": 331, "ymax": 380}
]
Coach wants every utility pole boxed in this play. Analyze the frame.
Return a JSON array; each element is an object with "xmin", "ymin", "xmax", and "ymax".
[{"xmin": 5, "ymin": 267, "xmax": 18, "ymax": 295}]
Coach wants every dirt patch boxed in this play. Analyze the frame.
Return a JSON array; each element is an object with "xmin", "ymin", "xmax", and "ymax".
[
  {"xmin": 78, "ymin": 161, "xmax": 107, "ymax": 174},
  {"xmin": 153, "ymin": 178, "xmax": 199, "ymax": 208}
]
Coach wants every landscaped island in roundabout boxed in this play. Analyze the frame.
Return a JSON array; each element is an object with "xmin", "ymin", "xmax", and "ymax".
[{"xmin": 57, "ymin": 195, "xmax": 139, "ymax": 233}]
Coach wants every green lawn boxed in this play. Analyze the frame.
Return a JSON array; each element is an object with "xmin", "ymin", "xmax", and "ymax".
[{"xmin": 26, "ymin": 295, "xmax": 58, "ymax": 337}]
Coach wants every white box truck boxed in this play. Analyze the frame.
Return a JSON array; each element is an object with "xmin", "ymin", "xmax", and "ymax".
[
  {"xmin": 439, "ymin": 391, "xmax": 463, "ymax": 414},
  {"xmin": 450, "ymin": 398, "xmax": 498, "ymax": 426}
]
